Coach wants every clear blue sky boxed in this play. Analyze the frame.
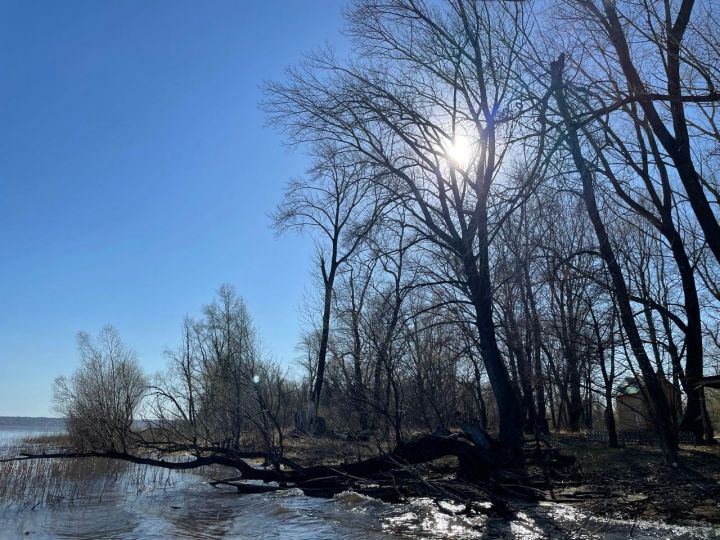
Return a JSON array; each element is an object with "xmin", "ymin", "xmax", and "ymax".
[{"xmin": 0, "ymin": 0, "xmax": 348, "ymax": 416}]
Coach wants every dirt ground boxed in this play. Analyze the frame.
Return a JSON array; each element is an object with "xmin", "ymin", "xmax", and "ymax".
[
  {"xmin": 198, "ymin": 432, "xmax": 720, "ymax": 526},
  {"xmin": 548, "ymin": 434, "xmax": 720, "ymax": 526}
]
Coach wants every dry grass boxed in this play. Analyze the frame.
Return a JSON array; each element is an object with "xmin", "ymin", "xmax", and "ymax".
[
  {"xmin": 0, "ymin": 437, "xmax": 181, "ymax": 515},
  {"xmin": 21, "ymin": 432, "xmax": 71, "ymax": 447},
  {"xmin": 281, "ymin": 433, "xmax": 382, "ymax": 467}
]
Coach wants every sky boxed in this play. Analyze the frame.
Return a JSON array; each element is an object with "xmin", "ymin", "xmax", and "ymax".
[{"xmin": 0, "ymin": 0, "xmax": 349, "ymax": 417}]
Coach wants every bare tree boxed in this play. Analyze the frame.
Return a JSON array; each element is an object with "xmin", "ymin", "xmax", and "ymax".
[
  {"xmin": 265, "ymin": 0, "xmax": 551, "ymax": 451},
  {"xmin": 550, "ymin": 54, "xmax": 679, "ymax": 463},
  {"xmin": 274, "ymin": 145, "xmax": 379, "ymax": 428},
  {"xmin": 147, "ymin": 285, "xmax": 297, "ymax": 466},
  {"xmin": 54, "ymin": 326, "xmax": 146, "ymax": 453}
]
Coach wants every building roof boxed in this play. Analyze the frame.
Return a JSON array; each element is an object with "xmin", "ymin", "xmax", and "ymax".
[{"xmin": 616, "ymin": 377, "xmax": 642, "ymax": 396}]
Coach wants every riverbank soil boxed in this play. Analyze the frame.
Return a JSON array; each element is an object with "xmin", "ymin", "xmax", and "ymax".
[
  {"xmin": 549, "ymin": 434, "xmax": 720, "ymax": 526},
  {"xmin": 243, "ymin": 432, "xmax": 720, "ymax": 526}
]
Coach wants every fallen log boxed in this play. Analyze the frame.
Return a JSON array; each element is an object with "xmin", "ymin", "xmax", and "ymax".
[
  {"xmin": 279, "ymin": 433, "xmax": 502, "ymax": 485},
  {"xmin": 4, "ymin": 430, "xmax": 571, "ymax": 518}
]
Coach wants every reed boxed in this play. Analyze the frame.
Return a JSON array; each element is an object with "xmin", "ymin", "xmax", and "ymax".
[{"xmin": 0, "ymin": 435, "xmax": 185, "ymax": 521}]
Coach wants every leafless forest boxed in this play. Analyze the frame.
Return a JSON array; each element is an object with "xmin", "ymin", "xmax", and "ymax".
[{"xmin": 12, "ymin": 0, "xmax": 720, "ymax": 524}]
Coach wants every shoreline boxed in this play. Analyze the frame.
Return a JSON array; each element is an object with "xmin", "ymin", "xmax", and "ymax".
[{"xmin": 11, "ymin": 430, "xmax": 720, "ymax": 530}]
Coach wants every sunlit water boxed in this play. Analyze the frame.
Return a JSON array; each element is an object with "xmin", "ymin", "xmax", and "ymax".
[{"xmin": 0, "ymin": 427, "xmax": 717, "ymax": 539}]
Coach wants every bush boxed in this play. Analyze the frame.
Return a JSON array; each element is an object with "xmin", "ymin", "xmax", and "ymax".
[{"xmin": 53, "ymin": 326, "xmax": 146, "ymax": 452}]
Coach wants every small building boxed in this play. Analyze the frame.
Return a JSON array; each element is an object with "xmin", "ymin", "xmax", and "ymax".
[
  {"xmin": 615, "ymin": 375, "xmax": 679, "ymax": 431},
  {"xmin": 691, "ymin": 375, "xmax": 720, "ymax": 441}
]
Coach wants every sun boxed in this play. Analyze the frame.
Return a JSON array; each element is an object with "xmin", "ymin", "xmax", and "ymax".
[{"xmin": 443, "ymin": 133, "xmax": 474, "ymax": 169}]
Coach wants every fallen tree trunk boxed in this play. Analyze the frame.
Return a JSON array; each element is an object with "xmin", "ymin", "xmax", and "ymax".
[
  {"xmin": 6, "ymin": 433, "xmax": 499, "ymax": 483},
  {"xmin": 4, "ymin": 430, "xmax": 570, "ymax": 516},
  {"xmin": 282, "ymin": 433, "xmax": 501, "ymax": 484}
]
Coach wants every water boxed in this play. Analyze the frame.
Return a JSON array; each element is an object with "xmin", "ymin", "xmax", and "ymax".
[
  {"xmin": 0, "ymin": 418, "xmax": 65, "ymax": 442},
  {"xmin": 0, "ymin": 424, "xmax": 717, "ymax": 539}
]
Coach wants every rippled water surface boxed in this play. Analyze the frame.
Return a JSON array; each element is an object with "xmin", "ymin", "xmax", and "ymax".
[{"xmin": 0, "ymin": 427, "xmax": 718, "ymax": 539}]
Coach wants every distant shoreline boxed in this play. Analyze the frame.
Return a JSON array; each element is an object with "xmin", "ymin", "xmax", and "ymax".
[{"xmin": 0, "ymin": 417, "xmax": 66, "ymax": 429}]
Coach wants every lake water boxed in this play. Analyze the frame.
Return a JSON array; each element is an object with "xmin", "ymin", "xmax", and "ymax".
[
  {"xmin": 0, "ymin": 418, "xmax": 65, "ymax": 440},
  {"xmin": 0, "ymin": 422, "xmax": 717, "ymax": 539}
]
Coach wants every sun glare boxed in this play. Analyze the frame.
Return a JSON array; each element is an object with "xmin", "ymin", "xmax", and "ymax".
[{"xmin": 443, "ymin": 134, "xmax": 474, "ymax": 169}]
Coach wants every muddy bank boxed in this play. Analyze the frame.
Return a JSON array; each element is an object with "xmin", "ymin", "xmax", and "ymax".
[
  {"xmin": 548, "ymin": 434, "xmax": 720, "ymax": 527},
  {"xmin": 241, "ymin": 431, "xmax": 720, "ymax": 528}
]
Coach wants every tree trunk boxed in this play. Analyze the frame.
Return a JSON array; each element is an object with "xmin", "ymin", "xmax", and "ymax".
[
  {"xmin": 506, "ymin": 308, "xmax": 536, "ymax": 434},
  {"xmin": 351, "ymin": 313, "xmax": 369, "ymax": 432},
  {"xmin": 604, "ymin": 389, "xmax": 619, "ymax": 448},
  {"xmin": 463, "ymin": 251, "xmax": 523, "ymax": 452},
  {"xmin": 524, "ymin": 266, "xmax": 549, "ymax": 434},
  {"xmin": 312, "ymin": 270, "xmax": 336, "ymax": 423}
]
